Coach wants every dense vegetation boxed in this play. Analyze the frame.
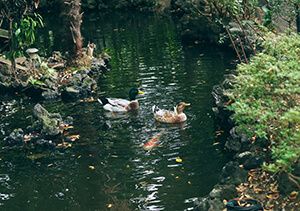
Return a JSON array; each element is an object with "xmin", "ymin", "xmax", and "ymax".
[{"xmin": 225, "ymin": 33, "xmax": 300, "ymax": 173}]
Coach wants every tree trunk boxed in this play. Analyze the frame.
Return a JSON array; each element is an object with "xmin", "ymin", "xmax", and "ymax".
[
  {"xmin": 296, "ymin": 3, "xmax": 300, "ymax": 33},
  {"xmin": 65, "ymin": 0, "xmax": 83, "ymax": 60},
  {"xmin": 9, "ymin": 18, "xmax": 16, "ymax": 72}
]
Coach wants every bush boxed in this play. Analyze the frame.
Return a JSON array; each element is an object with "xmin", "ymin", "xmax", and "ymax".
[{"xmin": 225, "ymin": 33, "xmax": 300, "ymax": 173}]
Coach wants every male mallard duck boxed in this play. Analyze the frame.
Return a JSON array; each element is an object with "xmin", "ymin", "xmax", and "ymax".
[
  {"xmin": 98, "ymin": 88, "xmax": 144, "ymax": 112},
  {"xmin": 152, "ymin": 102, "xmax": 190, "ymax": 123}
]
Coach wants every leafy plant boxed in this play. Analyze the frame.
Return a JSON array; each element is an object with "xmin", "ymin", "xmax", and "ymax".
[
  {"xmin": 225, "ymin": 33, "xmax": 300, "ymax": 173},
  {"xmin": 10, "ymin": 13, "xmax": 44, "ymax": 59}
]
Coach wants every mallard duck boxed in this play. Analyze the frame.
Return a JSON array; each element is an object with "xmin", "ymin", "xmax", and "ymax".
[
  {"xmin": 152, "ymin": 102, "xmax": 190, "ymax": 123},
  {"xmin": 98, "ymin": 88, "xmax": 144, "ymax": 112}
]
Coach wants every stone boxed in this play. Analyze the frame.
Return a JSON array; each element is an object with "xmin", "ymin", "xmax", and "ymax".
[
  {"xmin": 243, "ymin": 157, "xmax": 263, "ymax": 170},
  {"xmin": 236, "ymin": 151, "xmax": 252, "ymax": 164},
  {"xmin": 225, "ymin": 138, "xmax": 241, "ymax": 152},
  {"xmin": 42, "ymin": 90, "xmax": 60, "ymax": 100},
  {"xmin": 33, "ymin": 104, "xmax": 61, "ymax": 136},
  {"xmin": 194, "ymin": 197, "xmax": 209, "ymax": 211},
  {"xmin": 35, "ymin": 139, "xmax": 56, "ymax": 149},
  {"xmin": 278, "ymin": 172, "xmax": 299, "ymax": 195},
  {"xmin": 221, "ymin": 161, "xmax": 248, "ymax": 185},
  {"xmin": 195, "ymin": 184, "xmax": 236, "ymax": 211},
  {"xmin": 4, "ymin": 128, "xmax": 24, "ymax": 146}
]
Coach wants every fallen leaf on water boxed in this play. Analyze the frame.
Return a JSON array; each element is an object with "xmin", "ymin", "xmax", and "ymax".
[
  {"xmin": 270, "ymin": 183, "xmax": 278, "ymax": 193},
  {"xmin": 89, "ymin": 165, "xmax": 95, "ymax": 170},
  {"xmin": 64, "ymin": 125, "xmax": 74, "ymax": 130},
  {"xmin": 188, "ymin": 181, "xmax": 192, "ymax": 185},
  {"xmin": 57, "ymin": 142, "xmax": 72, "ymax": 148},
  {"xmin": 176, "ymin": 157, "xmax": 183, "ymax": 163},
  {"xmin": 289, "ymin": 191, "xmax": 298, "ymax": 200},
  {"xmin": 215, "ymin": 130, "xmax": 224, "ymax": 136},
  {"xmin": 68, "ymin": 135, "xmax": 80, "ymax": 142},
  {"xmin": 253, "ymin": 186, "xmax": 263, "ymax": 193},
  {"xmin": 266, "ymin": 192, "xmax": 279, "ymax": 200},
  {"xmin": 80, "ymin": 97, "xmax": 96, "ymax": 102},
  {"xmin": 107, "ymin": 203, "xmax": 113, "ymax": 208},
  {"xmin": 27, "ymin": 153, "xmax": 48, "ymax": 160},
  {"xmin": 175, "ymin": 176, "xmax": 179, "ymax": 179},
  {"xmin": 213, "ymin": 142, "xmax": 220, "ymax": 146}
]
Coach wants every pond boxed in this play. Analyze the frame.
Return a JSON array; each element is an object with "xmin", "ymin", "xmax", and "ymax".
[{"xmin": 0, "ymin": 12, "xmax": 233, "ymax": 210}]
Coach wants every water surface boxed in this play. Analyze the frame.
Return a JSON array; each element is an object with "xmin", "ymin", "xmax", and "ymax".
[{"xmin": 0, "ymin": 12, "xmax": 233, "ymax": 210}]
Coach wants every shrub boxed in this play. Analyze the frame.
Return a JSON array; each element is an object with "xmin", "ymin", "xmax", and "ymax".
[{"xmin": 225, "ymin": 33, "xmax": 300, "ymax": 172}]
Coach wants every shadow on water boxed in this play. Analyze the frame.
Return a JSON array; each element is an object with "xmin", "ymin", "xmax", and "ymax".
[{"xmin": 0, "ymin": 12, "xmax": 234, "ymax": 210}]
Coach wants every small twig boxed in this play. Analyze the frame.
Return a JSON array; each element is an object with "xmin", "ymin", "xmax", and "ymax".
[
  {"xmin": 235, "ymin": 18, "xmax": 256, "ymax": 54},
  {"xmin": 237, "ymin": 35, "xmax": 248, "ymax": 63},
  {"xmin": 225, "ymin": 27, "xmax": 243, "ymax": 63},
  {"xmin": 288, "ymin": 173, "xmax": 300, "ymax": 190}
]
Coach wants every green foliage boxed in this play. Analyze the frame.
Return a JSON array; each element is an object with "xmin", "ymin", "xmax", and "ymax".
[
  {"xmin": 0, "ymin": 0, "xmax": 43, "ymax": 66},
  {"xmin": 225, "ymin": 33, "xmax": 300, "ymax": 173},
  {"xmin": 9, "ymin": 14, "xmax": 44, "ymax": 59}
]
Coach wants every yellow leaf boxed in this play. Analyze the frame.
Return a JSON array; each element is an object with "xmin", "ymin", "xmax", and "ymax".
[
  {"xmin": 289, "ymin": 191, "xmax": 298, "ymax": 200},
  {"xmin": 68, "ymin": 134, "xmax": 80, "ymax": 142},
  {"xmin": 176, "ymin": 157, "xmax": 183, "ymax": 163},
  {"xmin": 266, "ymin": 192, "xmax": 279, "ymax": 200},
  {"xmin": 57, "ymin": 142, "xmax": 72, "ymax": 148},
  {"xmin": 107, "ymin": 204, "xmax": 113, "ymax": 208}
]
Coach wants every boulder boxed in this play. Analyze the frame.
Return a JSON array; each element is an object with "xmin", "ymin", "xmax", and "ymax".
[
  {"xmin": 33, "ymin": 104, "xmax": 61, "ymax": 136},
  {"xmin": 220, "ymin": 161, "xmax": 248, "ymax": 185},
  {"xmin": 4, "ymin": 128, "xmax": 24, "ymax": 146},
  {"xmin": 225, "ymin": 138, "xmax": 241, "ymax": 152}
]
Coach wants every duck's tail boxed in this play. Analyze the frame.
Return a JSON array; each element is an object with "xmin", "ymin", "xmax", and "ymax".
[
  {"xmin": 152, "ymin": 105, "xmax": 159, "ymax": 114},
  {"xmin": 98, "ymin": 97, "xmax": 109, "ymax": 105}
]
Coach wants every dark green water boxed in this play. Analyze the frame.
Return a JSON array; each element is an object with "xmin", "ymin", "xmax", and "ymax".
[{"xmin": 0, "ymin": 13, "xmax": 233, "ymax": 210}]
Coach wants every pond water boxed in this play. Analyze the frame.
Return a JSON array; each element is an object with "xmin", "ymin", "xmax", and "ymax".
[{"xmin": 0, "ymin": 13, "xmax": 233, "ymax": 210}]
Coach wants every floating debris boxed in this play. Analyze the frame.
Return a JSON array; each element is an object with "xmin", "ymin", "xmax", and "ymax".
[
  {"xmin": 89, "ymin": 165, "xmax": 95, "ymax": 170},
  {"xmin": 57, "ymin": 142, "xmax": 72, "ymax": 149},
  {"xmin": 176, "ymin": 157, "xmax": 183, "ymax": 163},
  {"xmin": 67, "ymin": 134, "xmax": 80, "ymax": 142}
]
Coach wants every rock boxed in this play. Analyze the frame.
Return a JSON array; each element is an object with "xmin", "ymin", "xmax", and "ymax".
[
  {"xmin": 225, "ymin": 138, "xmax": 241, "ymax": 152},
  {"xmin": 4, "ymin": 128, "xmax": 24, "ymax": 146},
  {"xmin": 65, "ymin": 86, "xmax": 80, "ymax": 94},
  {"xmin": 243, "ymin": 156, "xmax": 263, "ymax": 170},
  {"xmin": 236, "ymin": 151, "xmax": 252, "ymax": 164},
  {"xmin": 90, "ymin": 58, "xmax": 106, "ymax": 73},
  {"xmin": 195, "ymin": 184, "xmax": 236, "ymax": 211},
  {"xmin": 220, "ymin": 161, "xmax": 248, "ymax": 185},
  {"xmin": 33, "ymin": 103, "xmax": 50, "ymax": 118},
  {"xmin": 64, "ymin": 116, "xmax": 74, "ymax": 125},
  {"xmin": 33, "ymin": 104, "xmax": 61, "ymax": 136},
  {"xmin": 278, "ymin": 172, "xmax": 299, "ymax": 195},
  {"xmin": 195, "ymin": 197, "xmax": 209, "ymax": 211},
  {"xmin": 35, "ymin": 139, "xmax": 56, "ymax": 149},
  {"xmin": 42, "ymin": 90, "xmax": 61, "ymax": 100},
  {"xmin": 62, "ymin": 72, "xmax": 97, "ymax": 100}
]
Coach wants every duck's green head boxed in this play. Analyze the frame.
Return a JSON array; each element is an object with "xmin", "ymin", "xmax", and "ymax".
[{"xmin": 129, "ymin": 88, "xmax": 144, "ymax": 100}]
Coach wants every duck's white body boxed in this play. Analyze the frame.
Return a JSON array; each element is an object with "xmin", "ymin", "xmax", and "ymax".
[{"xmin": 98, "ymin": 98, "xmax": 139, "ymax": 112}]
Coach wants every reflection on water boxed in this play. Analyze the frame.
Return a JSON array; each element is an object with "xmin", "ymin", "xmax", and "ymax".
[{"xmin": 0, "ymin": 12, "xmax": 233, "ymax": 210}]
